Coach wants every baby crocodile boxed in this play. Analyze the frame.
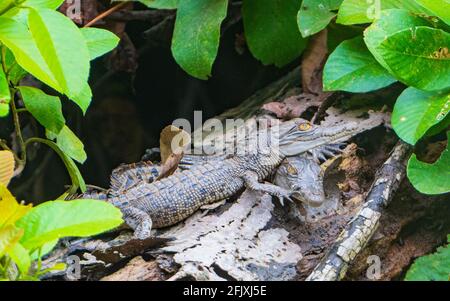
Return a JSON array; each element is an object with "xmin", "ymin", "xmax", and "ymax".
[{"xmin": 83, "ymin": 117, "xmax": 384, "ymax": 239}]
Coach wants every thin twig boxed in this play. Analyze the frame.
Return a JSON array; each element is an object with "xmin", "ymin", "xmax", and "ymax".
[{"xmin": 84, "ymin": 1, "xmax": 128, "ymax": 28}]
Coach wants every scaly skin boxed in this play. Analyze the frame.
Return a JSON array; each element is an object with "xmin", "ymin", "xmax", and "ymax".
[
  {"xmin": 82, "ymin": 115, "xmax": 386, "ymax": 239},
  {"xmin": 107, "ymin": 148, "xmax": 287, "ymax": 238}
]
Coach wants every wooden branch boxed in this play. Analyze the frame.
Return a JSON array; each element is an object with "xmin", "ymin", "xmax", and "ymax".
[{"xmin": 306, "ymin": 141, "xmax": 412, "ymax": 281}]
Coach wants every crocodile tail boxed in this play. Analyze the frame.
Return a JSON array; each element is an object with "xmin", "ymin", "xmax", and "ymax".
[{"xmin": 69, "ymin": 187, "xmax": 109, "ymax": 201}]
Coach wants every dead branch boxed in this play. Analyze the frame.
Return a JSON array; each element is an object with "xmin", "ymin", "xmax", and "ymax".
[{"xmin": 306, "ymin": 141, "xmax": 412, "ymax": 281}]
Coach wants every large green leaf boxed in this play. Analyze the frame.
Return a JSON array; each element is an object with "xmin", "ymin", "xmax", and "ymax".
[
  {"xmin": 405, "ymin": 236, "xmax": 450, "ymax": 280},
  {"xmin": 0, "ymin": 16, "xmax": 60, "ymax": 91},
  {"xmin": 18, "ymin": 86, "xmax": 65, "ymax": 134},
  {"xmin": 3, "ymin": 0, "xmax": 65, "ymax": 25},
  {"xmin": 407, "ymin": 132, "xmax": 450, "ymax": 194},
  {"xmin": 376, "ymin": 26, "xmax": 450, "ymax": 91},
  {"xmin": 21, "ymin": 0, "xmax": 65, "ymax": 9},
  {"xmin": 364, "ymin": 9, "xmax": 432, "ymax": 73},
  {"xmin": 392, "ymin": 88, "xmax": 449, "ymax": 144},
  {"xmin": 47, "ymin": 126, "xmax": 87, "ymax": 164},
  {"xmin": 337, "ymin": 0, "xmax": 428, "ymax": 25},
  {"xmin": 80, "ymin": 27, "xmax": 120, "ymax": 61},
  {"xmin": 415, "ymin": 0, "xmax": 450, "ymax": 26},
  {"xmin": 297, "ymin": 0, "xmax": 343, "ymax": 37},
  {"xmin": 16, "ymin": 199, "xmax": 123, "ymax": 251},
  {"xmin": 243, "ymin": 0, "xmax": 307, "ymax": 67},
  {"xmin": 323, "ymin": 36, "xmax": 396, "ymax": 92},
  {"xmin": 136, "ymin": 0, "xmax": 178, "ymax": 9},
  {"xmin": 171, "ymin": 0, "xmax": 228, "ymax": 80},
  {"xmin": 28, "ymin": 8, "xmax": 90, "ymax": 101},
  {"xmin": 0, "ymin": 0, "xmax": 14, "ymax": 15},
  {"xmin": 0, "ymin": 65, "xmax": 10, "ymax": 117}
]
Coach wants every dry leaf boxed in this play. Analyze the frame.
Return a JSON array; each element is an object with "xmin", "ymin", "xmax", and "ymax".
[
  {"xmin": 158, "ymin": 125, "xmax": 190, "ymax": 179},
  {"xmin": 301, "ymin": 30, "xmax": 328, "ymax": 94},
  {"xmin": 0, "ymin": 151, "xmax": 15, "ymax": 186},
  {"xmin": 262, "ymin": 94, "xmax": 322, "ymax": 119},
  {"xmin": 159, "ymin": 125, "xmax": 190, "ymax": 164}
]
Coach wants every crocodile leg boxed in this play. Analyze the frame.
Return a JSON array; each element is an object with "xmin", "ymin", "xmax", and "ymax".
[
  {"xmin": 309, "ymin": 143, "xmax": 345, "ymax": 163},
  {"xmin": 242, "ymin": 171, "xmax": 294, "ymax": 206},
  {"xmin": 120, "ymin": 206, "xmax": 153, "ymax": 239}
]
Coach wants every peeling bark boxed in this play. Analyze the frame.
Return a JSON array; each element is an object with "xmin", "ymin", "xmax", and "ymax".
[{"xmin": 158, "ymin": 190, "xmax": 302, "ymax": 281}]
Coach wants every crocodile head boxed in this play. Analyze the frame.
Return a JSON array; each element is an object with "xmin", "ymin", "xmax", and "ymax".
[
  {"xmin": 277, "ymin": 116, "xmax": 382, "ymax": 157},
  {"xmin": 274, "ymin": 156, "xmax": 325, "ymax": 207}
]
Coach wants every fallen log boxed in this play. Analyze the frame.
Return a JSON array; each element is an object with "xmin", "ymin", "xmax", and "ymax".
[{"xmin": 306, "ymin": 142, "xmax": 412, "ymax": 281}]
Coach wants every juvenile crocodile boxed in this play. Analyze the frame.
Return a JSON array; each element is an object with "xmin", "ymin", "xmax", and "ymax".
[{"xmin": 81, "ymin": 115, "xmax": 385, "ymax": 239}]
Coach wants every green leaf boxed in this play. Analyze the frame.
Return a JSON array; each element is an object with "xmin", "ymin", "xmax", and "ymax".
[
  {"xmin": 80, "ymin": 27, "xmax": 120, "ymax": 60},
  {"xmin": 392, "ymin": 87, "xmax": 449, "ymax": 144},
  {"xmin": 0, "ymin": 1, "xmax": 15, "ymax": 16},
  {"xmin": 0, "ymin": 104, "xmax": 8, "ymax": 117},
  {"xmin": 364, "ymin": 9, "xmax": 432, "ymax": 73},
  {"xmin": 407, "ymin": 132, "xmax": 450, "ymax": 194},
  {"xmin": 327, "ymin": 22, "xmax": 365, "ymax": 52},
  {"xmin": 29, "ymin": 239, "xmax": 58, "ymax": 260},
  {"xmin": 0, "ymin": 225, "xmax": 23, "ymax": 257},
  {"xmin": 7, "ymin": 242, "xmax": 31, "ymax": 275},
  {"xmin": 0, "ymin": 65, "xmax": 10, "ymax": 118},
  {"xmin": 243, "ymin": 0, "xmax": 307, "ymax": 67},
  {"xmin": 0, "ymin": 48, "xmax": 27, "ymax": 85},
  {"xmin": 171, "ymin": 0, "xmax": 228, "ymax": 79},
  {"xmin": 405, "ymin": 237, "xmax": 450, "ymax": 280},
  {"xmin": 27, "ymin": 138, "xmax": 86, "ymax": 193},
  {"xmin": 337, "ymin": 0, "xmax": 428, "ymax": 25},
  {"xmin": 21, "ymin": 0, "xmax": 65, "ymax": 10},
  {"xmin": 426, "ymin": 113, "xmax": 450, "ymax": 137},
  {"xmin": 70, "ymin": 82, "xmax": 92, "ymax": 114},
  {"xmin": 47, "ymin": 125, "xmax": 87, "ymax": 164},
  {"xmin": 28, "ymin": 8, "xmax": 90, "ymax": 100},
  {"xmin": 16, "ymin": 199, "xmax": 123, "ymax": 251},
  {"xmin": 0, "ymin": 16, "xmax": 60, "ymax": 91},
  {"xmin": 376, "ymin": 26, "xmax": 450, "ymax": 91},
  {"xmin": 323, "ymin": 36, "xmax": 396, "ymax": 92},
  {"xmin": 415, "ymin": 0, "xmax": 450, "ymax": 26},
  {"xmin": 18, "ymin": 86, "xmax": 65, "ymax": 134},
  {"xmin": 136, "ymin": 0, "xmax": 178, "ymax": 9},
  {"xmin": 297, "ymin": 0, "xmax": 343, "ymax": 37}
]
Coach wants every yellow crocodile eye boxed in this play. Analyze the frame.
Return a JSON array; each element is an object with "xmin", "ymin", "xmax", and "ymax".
[
  {"xmin": 298, "ymin": 122, "xmax": 312, "ymax": 131},
  {"xmin": 287, "ymin": 165, "xmax": 298, "ymax": 175}
]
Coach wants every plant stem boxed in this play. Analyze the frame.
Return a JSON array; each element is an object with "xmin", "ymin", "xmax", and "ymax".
[
  {"xmin": 15, "ymin": 108, "xmax": 28, "ymax": 113},
  {"xmin": 10, "ymin": 90, "xmax": 26, "ymax": 165},
  {"xmin": 25, "ymin": 137, "xmax": 81, "ymax": 194},
  {"xmin": 1, "ymin": 46, "xmax": 7, "ymax": 74}
]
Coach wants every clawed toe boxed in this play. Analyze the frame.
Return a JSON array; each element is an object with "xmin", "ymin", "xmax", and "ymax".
[{"xmin": 277, "ymin": 191, "xmax": 296, "ymax": 206}]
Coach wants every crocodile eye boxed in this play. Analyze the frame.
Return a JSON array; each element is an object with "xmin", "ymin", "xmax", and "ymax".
[
  {"xmin": 287, "ymin": 164, "xmax": 298, "ymax": 175},
  {"xmin": 298, "ymin": 122, "xmax": 312, "ymax": 131}
]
